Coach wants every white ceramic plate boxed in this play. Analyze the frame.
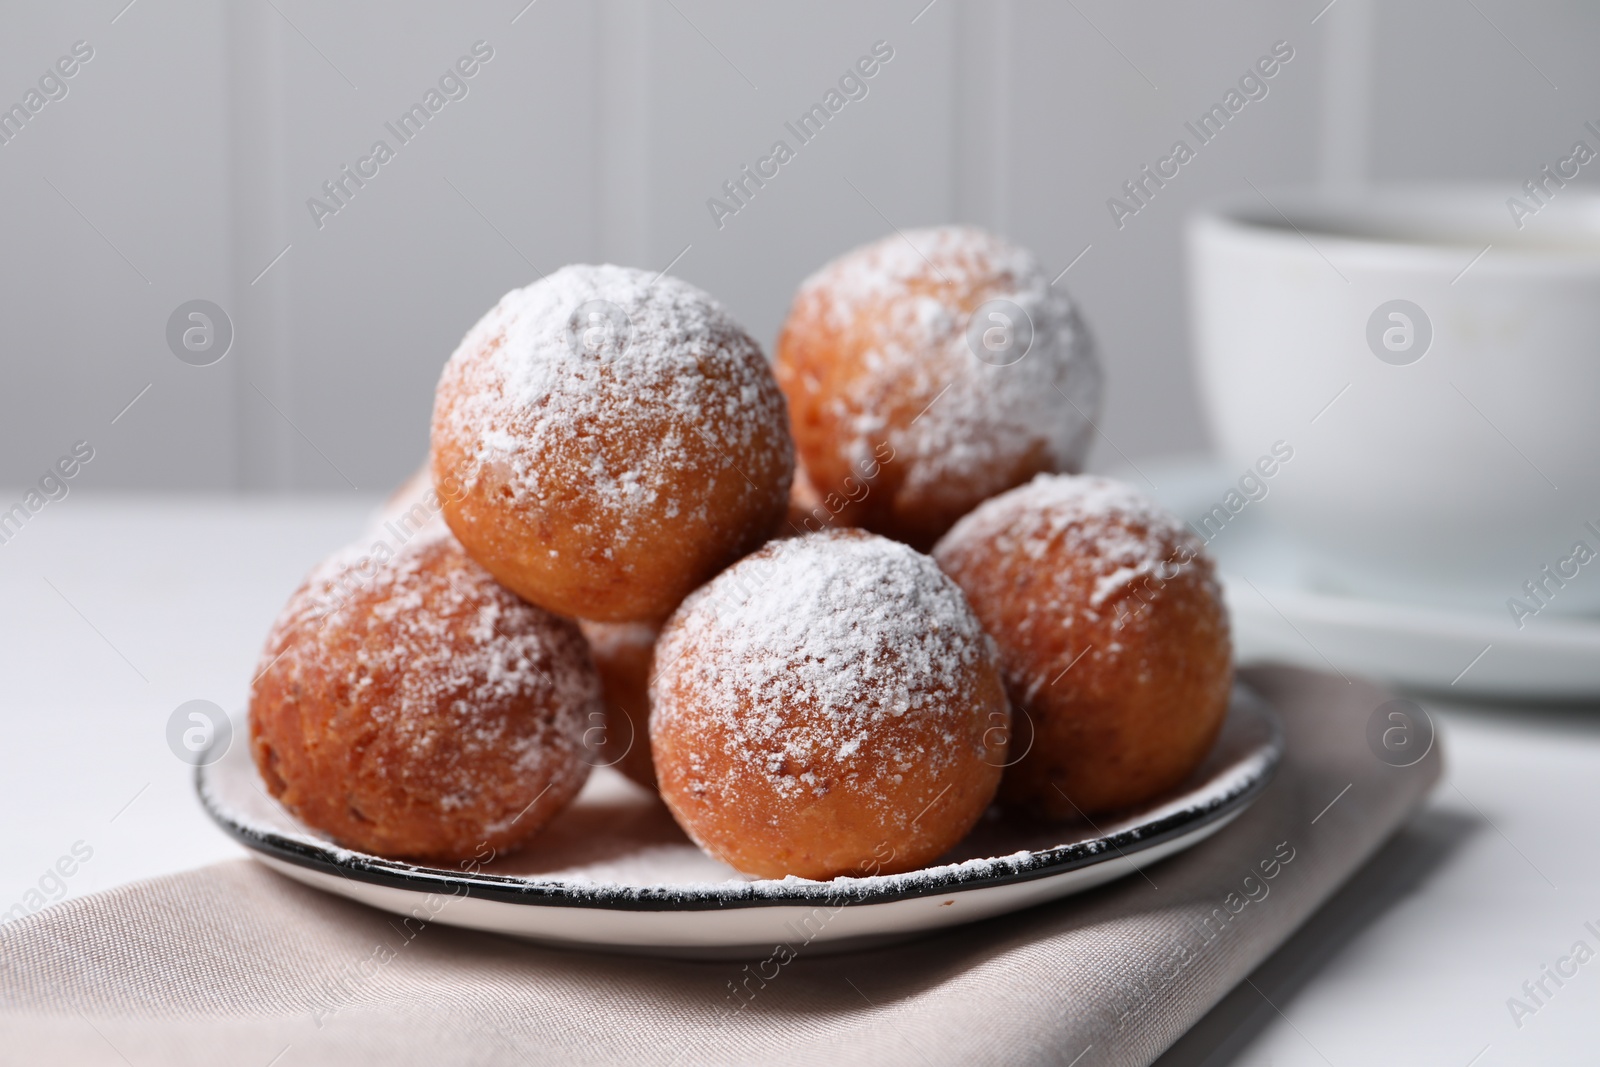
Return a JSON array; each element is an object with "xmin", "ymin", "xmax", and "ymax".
[
  {"xmin": 1144, "ymin": 458, "xmax": 1600, "ymax": 700},
  {"xmin": 198, "ymin": 688, "xmax": 1282, "ymax": 958}
]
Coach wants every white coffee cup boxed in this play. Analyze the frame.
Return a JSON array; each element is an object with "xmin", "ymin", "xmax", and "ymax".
[{"xmin": 1188, "ymin": 185, "xmax": 1600, "ymax": 618}]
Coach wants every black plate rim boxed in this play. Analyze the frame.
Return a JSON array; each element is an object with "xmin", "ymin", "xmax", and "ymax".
[{"xmin": 198, "ymin": 688, "xmax": 1282, "ymax": 913}]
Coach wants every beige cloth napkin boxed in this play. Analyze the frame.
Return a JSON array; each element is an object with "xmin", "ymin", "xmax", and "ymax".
[{"xmin": 0, "ymin": 666, "xmax": 1439, "ymax": 1066}]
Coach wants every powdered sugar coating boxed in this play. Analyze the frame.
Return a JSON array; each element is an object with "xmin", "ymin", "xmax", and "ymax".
[
  {"xmin": 250, "ymin": 529, "xmax": 601, "ymax": 855},
  {"xmin": 782, "ymin": 226, "xmax": 1102, "ymax": 504},
  {"xmin": 650, "ymin": 529, "xmax": 1004, "ymax": 847},
  {"xmin": 934, "ymin": 473, "xmax": 1223, "ymax": 705},
  {"xmin": 432, "ymin": 264, "xmax": 792, "ymax": 552}
]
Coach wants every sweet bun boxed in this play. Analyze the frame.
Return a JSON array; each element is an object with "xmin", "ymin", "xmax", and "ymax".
[
  {"xmin": 776, "ymin": 225, "xmax": 1101, "ymax": 550},
  {"xmin": 249, "ymin": 531, "xmax": 600, "ymax": 861},
  {"xmin": 933, "ymin": 474, "xmax": 1232, "ymax": 818},
  {"xmin": 650, "ymin": 528, "xmax": 1009, "ymax": 879},
  {"xmin": 578, "ymin": 619, "xmax": 658, "ymax": 791},
  {"xmin": 367, "ymin": 455, "xmax": 448, "ymax": 542},
  {"xmin": 778, "ymin": 464, "xmax": 826, "ymax": 537},
  {"xmin": 431, "ymin": 264, "xmax": 793, "ymax": 622}
]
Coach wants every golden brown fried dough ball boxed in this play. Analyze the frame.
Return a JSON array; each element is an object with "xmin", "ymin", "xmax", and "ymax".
[
  {"xmin": 650, "ymin": 528, "xmax": 1009, "ymax": 879},
  {"xmin": 578, "ymin": 619, "xmax": 659, "ymax": 791},
  {"xmin": 777, "ymin": 464, "xmax": 828, "ymax": 538},
  {"xmin": 776, "ymin": 226, "xmax": 1101, "ymax": 550},
  {"xmin": 250, "ymin": 531, "xmax": 601, "ymax": 861},
  {"xmin": 432, "ymin": 264, "xmax": 793, "ymax": 621},
  {"xmin": 367, "ymin": 454, "xmax": 448, "ymax": 542},
  {"xmin": 933, "ymin": 474, "xmax": 1232, "ymax": 818}
]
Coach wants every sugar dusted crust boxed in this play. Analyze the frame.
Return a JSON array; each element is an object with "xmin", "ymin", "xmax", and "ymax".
[
  {"xmin": 776, "ymin": 226, "xmax": 1101, "ymax": 549},
  {"xmin": 650, "ymin": 528, "xmax": 1009, "ymax": 879},
  {"xmin": 249, "ymin": 531, "xmax": 601, "ymax": 861},
  {"xmin": 432, "ymin": 264, "xmax": 793, "ymax": 621},
  {"xmin": 934, "ymin": 474, "xmax": 1233, "ymax": 817}
]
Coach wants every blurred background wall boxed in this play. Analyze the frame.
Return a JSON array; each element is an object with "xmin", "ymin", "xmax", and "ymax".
[{"xmin": 1, "ymin": 0, "xmax": 1596, "ymax": 493}]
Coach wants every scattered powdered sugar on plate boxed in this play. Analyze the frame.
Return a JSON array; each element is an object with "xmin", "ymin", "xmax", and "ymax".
[
  {"xmin": 650, "ymin": 529, "xmax": 995, "ymax": 819},
  {"xmin": 788, "ymin": 226, "xmax": 1102, "ymax": 491},
  {"xmin": 433, "ymin": 264, "xmax": 790, "ymax": 550}
]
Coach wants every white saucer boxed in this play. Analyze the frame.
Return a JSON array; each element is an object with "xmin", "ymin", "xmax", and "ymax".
[
  {"xmin": 198, "ymin": 687, "xmax": 1281, "ymax": 958},
  {"xmin": 1145, "ymin": 458, "xmax": 1600, "ymax": 699}
]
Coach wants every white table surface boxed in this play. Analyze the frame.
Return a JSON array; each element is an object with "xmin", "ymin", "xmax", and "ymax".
[{"xmin": 2, "ymin": 495, "xmax": 1596, "ymax": 1064}]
